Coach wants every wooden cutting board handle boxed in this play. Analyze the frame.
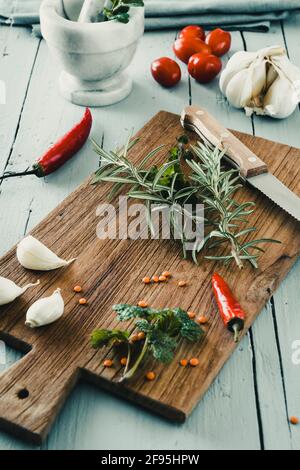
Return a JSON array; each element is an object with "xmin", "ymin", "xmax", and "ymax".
[
  {"xmin": 0, "ymin": 348, "xmax": 78, "ymax": 444},
  {"xmin": 181, "ymin": 105, "xmax": 268, "ymax": 178}
]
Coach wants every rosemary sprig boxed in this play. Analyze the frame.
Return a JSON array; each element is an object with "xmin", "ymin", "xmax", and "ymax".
[
  {"xmin": 186, "ymin": 142, "xmax": 280, "ymax": 268},
  {"xmin": 91, "ymin": 136, "xmax": 280, "ymax": 269}
]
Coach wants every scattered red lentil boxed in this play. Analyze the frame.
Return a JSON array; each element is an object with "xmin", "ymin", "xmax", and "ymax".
[
  {"xmin": 159, "ymin": 275, "xmax": 167, "ymax": 282},
  {"xmin": 73, "ymin": 285, "xmax": 82, "ymax": 293},
  {"xmin": 187, "ymin": 311, "xmax": 196, "ymax": 319},
  {"xmin": 79, "ymin": 298, "xmax": 87, "ymax": 305},
  {"xmin": 137, "ymin": 331, "xmax": 146, "ymax": 340},
  {"xmin": 103, "ymin": 359, "xmax": 113, "ymax": 367},
  {"xmin": 146, "ymin": 371, "xmax": 156, "ymax": 381},
  {"xmin": 120, "ymin": 357, "xmax": 127, "ymax": 366},
  {"xmin": 178, "ymin": 280, "xmax": 187, "ymax": 287},
  {"xmin": 190, "ymin": 358, "xmax": 199, "ymax": 367},
  {"xmin": 198, "ymin": 316, "xmax": 208, "ymax": 325},
  {"xmin": 142, "ymin": 277, "xmax": 151, "ymax": 284},
  {"xmin": 152, "ymin": 276, "xmax": 159, "ymax": 283},
  {"xmin": 138, "ymin": 300, "xmax": 148, "ymax": 308},
  {"xmin": 162, "ymin": 271, "xmax": 171, "ymax": 278},
  {"xmin": 290, "ymin": 416, "xmax": 299, "ymax": 425},
  {"xmin": 180, "ymin": 359, "xmax": 188, "ymax": 367},
  {"xmin": 130, "ymin": 334, "xmax": 140, "ymax": 343}
]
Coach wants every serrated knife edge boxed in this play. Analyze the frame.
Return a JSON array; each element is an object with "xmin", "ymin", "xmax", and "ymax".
[{"xmin": 248, "ymin": 173, "xmax": 300, "ymax": 222}]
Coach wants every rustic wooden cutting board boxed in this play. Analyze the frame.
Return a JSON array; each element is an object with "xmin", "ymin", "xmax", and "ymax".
[{"xmin": 0, "ymin": 111, "xmax": 299, "ymax": 444}]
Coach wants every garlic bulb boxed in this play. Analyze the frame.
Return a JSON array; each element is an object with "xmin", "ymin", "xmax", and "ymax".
[
  {"xmin": 17, "ymin": 236, "xmax": 76, "ymax": 271},
  {"xmin": 220, "ymin": 45, "xmax": 300, "ymax": 119},
  {"xmin": 0, "ymin": 277, "xmax": 40, "ymax": 306},
  {"xmin": 25, "ymin": 288, "xmax": 64, "ymax": 328}
]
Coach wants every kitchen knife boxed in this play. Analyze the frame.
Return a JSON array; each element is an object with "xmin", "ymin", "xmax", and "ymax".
[{"xmin": 181, "ymin": 105, "xmax": 300, "ymax": 222}]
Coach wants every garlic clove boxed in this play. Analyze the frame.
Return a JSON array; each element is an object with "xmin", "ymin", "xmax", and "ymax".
[
  {"xmin": 266, "ymin": 64, "xmax": 278, "ymax": 89},
  {"xmin": 224, "ymin": 68, "xmax": 257, "ymax": 108},
  {"xmin": 17, "ymin": 236, "xmax": 76, "ymax": 271},
  {"xmin": 263, "ymin": 75, "xmax": 299, "ymax": 119},
  {"xmin": 271, "ymin": 54, "xmax": 300, "ymax": 92},
  {"xmin": 219, "ymin": 51, "xmax": 257, "ymax": 95},
  {"xmin": 25, "ymin": 288, "xmax": 64, "ymax": 328},
  {"xmin": 251, "ymin": 60, "xmax": 268, "ymax": 98},
  {"xmin": 0, "ymin": 276, "xmax": 40, "ymax": 306}
]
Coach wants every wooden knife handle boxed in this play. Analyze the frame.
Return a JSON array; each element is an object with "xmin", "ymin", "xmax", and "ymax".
[{"xmin": 181, "ymin": 105, "xmax": 268, "ymax": 178}]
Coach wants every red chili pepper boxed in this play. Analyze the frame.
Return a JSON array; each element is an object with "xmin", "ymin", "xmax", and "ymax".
[
  {"xmin": 212, "ymin": 272, "xmax": 245, "ymax": 342},
  {"xmin": 0, "ymin": 108, "xmax": 92, "ymax": 180}
]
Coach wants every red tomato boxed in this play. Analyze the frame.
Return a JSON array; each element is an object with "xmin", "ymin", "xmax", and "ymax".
[
  {"xmin": 173, "ymin": 37, "xmax": 211, "ymax": 64},
  {"xmin": 188, "ymin": 53, "xmax": 222, "ymax": 83},
  {"xmin": 205, "ymin": 28, "xmax": 231, "ymax": 57},
  {"xmin": 178, "ymin": 25, "xmax": 205, "ymax": 41},
  {"xmin": 151, "ymin": 57, "xmax": 181, "ymax": 87}
]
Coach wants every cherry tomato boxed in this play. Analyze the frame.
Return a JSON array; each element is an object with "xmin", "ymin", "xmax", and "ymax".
[
  {"xmin": 173, "ymin": 37, "xmax": 211, "ymax": 64},
  {"xmin": 151, "ymin": 57, "xmax": 181, "ymax": 87},
  {"xmin": 188, "ymin": 53, "xmax": 222, "ymax": 84},
  {"xmin": 205, "ymin": 28, "xmax": 231, "ymax": 57},
  {"xmin": 178, "ymin": 25, "xmax": 205, "ymax": 41}
]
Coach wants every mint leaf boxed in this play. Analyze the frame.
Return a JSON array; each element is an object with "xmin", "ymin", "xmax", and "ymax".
[
  {"xmin": 148, "ymin": 330, "xmax": 177, "ymax": 363},
  {"xmin": 112, "ymin": 304, "xmax": 153, "ymax": 321},
  {"xmin": 135, "ymin": 319, "xmax": 152, "ymax": 333},
  {"xmin": 174, "ymin": 308, "xmax": 204, "ymax": 341}
]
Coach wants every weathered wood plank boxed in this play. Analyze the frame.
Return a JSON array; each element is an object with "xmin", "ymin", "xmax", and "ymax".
[
  {"xmin": 242, "ymin": 19, "xmax": 300, "ymax": 449},
  {"xmin": 0, "ymin": 27, "xmax": 40, "ymax": 176},
  {"xmin": 272, "ymin": 261, "xmax": 300, "ymax": 450},
  {"xmin": 268, "ymin": 14, "xmax": 300, "ymax": 450}
]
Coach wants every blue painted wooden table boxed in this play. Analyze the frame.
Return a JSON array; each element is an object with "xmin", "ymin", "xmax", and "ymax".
[{"xmin": 0, "ymin": 14, "xmax": 299, "ymax": 450}]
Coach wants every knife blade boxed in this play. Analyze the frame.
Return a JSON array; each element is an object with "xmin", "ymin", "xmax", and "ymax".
[{"xmin": 181, "ymin": 105, "xmax": 300, "ymax": 222}]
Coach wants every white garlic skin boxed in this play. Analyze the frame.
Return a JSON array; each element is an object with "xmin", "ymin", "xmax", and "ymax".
[
  {"xmin": 17, "ymin": 236, "xmax": 76, "ymax": 271},
  {"xmin": 25, "ymin": 288, "xmax": 64, "ymax": 328},
  {"xmin": 0, "ymin": 276, "xmax": 40, "ymax": 306},
  {"xmin": 224, "ymin": 63, "xmax": 266, "ymax": 109}
]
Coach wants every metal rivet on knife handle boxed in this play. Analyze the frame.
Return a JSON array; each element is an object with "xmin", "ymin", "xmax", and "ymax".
[{"xmin": 181, "ymin": 105, "xmax": 268, "ymax": 178}]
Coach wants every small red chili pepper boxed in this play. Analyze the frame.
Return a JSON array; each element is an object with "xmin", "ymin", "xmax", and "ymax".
[
  {"xmin": 0, "ymin": 108, "xmax": 92, "ymax": 180},
  {"xmin": 212, "ymin": 272, "xmax": 245, "ymax": 342}
]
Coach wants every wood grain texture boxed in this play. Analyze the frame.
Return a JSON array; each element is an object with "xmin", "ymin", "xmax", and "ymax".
[{"xmin": 0, "ymin": 110, "xmax": 299, "ymax": 444}]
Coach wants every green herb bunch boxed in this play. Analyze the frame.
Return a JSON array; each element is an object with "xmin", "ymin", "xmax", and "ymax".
[
  {"xmin": 102, "ymin": 0, "xmax": 144, "ymax": 23},
  {"xmin": 91, "ymin": 304, "xmax": 203, "ymax": 382},
  {"xmin": 92, "ymin": 136, "xmax": 279, "ymax": 269}
]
